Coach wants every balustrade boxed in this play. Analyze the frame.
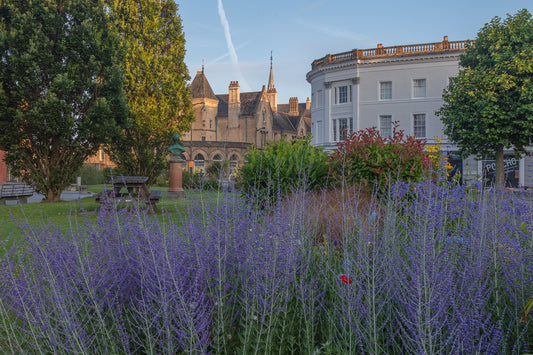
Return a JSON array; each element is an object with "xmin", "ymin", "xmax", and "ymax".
[{"xmin": 311, "ymin": 38, "xmax": 471, "ymax": 69}]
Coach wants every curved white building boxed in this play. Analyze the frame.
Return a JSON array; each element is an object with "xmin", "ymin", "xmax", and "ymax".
[{"xmin": 307, "ymin": 37, "xmax": 533, "ymax": 187}]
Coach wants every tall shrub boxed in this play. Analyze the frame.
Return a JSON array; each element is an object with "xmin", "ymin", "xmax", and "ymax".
[
  {"xmin": 238, "ymin": 137, "xmax": 330, "ymax": 203},
  {"xmin": 328, "ymin": 124, "xmax": 431, "ymax": 190}
]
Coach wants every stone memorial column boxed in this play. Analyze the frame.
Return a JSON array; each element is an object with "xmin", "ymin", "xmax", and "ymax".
[
  {"xmin": 167, "ymin": 133, "xmax": 186, "ymax": 199},
  {"xmin": 167, "ymin": 156, "xmax": 184, "ymax": 199}
]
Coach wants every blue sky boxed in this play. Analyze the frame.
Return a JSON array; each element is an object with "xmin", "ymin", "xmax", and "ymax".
[{"xmin": 179, "ymin": 1, "xmax": 531, "ymax": 104}]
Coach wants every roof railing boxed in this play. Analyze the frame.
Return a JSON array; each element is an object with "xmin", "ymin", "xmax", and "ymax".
[{"xmin": 311, "ymin": 37, "xmax": 472, "ymax": 69}]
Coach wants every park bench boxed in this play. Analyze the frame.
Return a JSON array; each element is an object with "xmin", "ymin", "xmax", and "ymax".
[
  {"xmin": 148, "ymin": 190, "xmax": 163, "ymax": 204},
  {"xmin": 0, "ymin": 183, "xmax": 34, "ymax": 205}
]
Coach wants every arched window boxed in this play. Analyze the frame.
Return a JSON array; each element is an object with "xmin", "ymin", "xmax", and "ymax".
[
  {"xmin": 212, "ymin": 154, "xmax": 222, "ymax": 162},
  {"xmin": 194, "ymin": 153, "xmax": 205, "ymax": 173},
  {"xmin": 229, "ymin": 154, "xmax": 238, "ymax": 176}
]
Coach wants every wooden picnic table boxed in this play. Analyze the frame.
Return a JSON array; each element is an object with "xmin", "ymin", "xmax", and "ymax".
[
  {"xmin": 95, "ymin": 176, "xmax": 162, "ymax": 212},
  {"xmin": 110, "ymin": 176, "xmax": 150, "ymax": 201}
]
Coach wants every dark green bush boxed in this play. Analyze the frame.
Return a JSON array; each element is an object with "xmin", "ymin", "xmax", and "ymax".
[
  {"xmin": 155, "ymin": 169, "xmax": 170, "ymax": 187},
  {"xmin": 182, "ymin": 170, "xmax": 220, "ymax": 190},
  {"xmin": 102, "ymin": 167, "xmax": 126, "ymax": 182},
  {"xmin": 77, "ymin": 165, "xmax": 105, "ymax": 185},
  {"xmin": 238, "ymin": 137, "xmax": 330, "ymax": 203},
  {"xmin": 205, "ymin": 160, "xmax": 229, "ymax": 181}
]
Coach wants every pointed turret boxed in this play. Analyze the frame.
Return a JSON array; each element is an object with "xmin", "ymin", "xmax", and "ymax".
[
  {"xmin": 190, "ymin": 69, "xmax": 217, "ymax": 100},
  {"xmin": 267, "ymin": 51, "xmax": 277, "ymax": 112},
  {"xmin": 187, "ymin": 67, "xmax": 219, "ymax": 143},
  {"xmin": 267, "ymin": 51, "xmax": 275, "ymax": 92}
]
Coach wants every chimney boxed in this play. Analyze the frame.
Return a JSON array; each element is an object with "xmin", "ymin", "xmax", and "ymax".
[
  {"xmin": 289, "ymin": 97, "xmax": 299, "ymax": 116},
  {"xmin": 228, "ymin": 81, "xmax": 240, "ymax": 128},
  {"xmin": 305, "ymin": 97, "xmax": 311, "ymax": 111}
]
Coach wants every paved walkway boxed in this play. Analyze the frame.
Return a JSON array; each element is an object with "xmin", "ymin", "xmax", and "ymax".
[{"xmin": 25, "ymin": 191, "xmax": 95, "ymax": 204}]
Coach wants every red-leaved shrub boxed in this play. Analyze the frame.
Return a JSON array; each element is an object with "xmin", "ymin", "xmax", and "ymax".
[{"xmin": 328, "ymin": 123, "xmax": 431, "ymax": 190}]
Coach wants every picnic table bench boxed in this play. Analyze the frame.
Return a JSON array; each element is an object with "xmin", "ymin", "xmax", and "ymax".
[
  {"xmin": 0, "ymin": 183, "xmax": 34, "ymax": 205},
  {"xmin": 94, "ymin": 176, "xmax": 162, "ymax": 212}
]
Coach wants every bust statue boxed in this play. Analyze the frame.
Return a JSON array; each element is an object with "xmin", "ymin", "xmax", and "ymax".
[{"xmin": 168, "ymin": 134, "xmax": 185, "ymax": 156}]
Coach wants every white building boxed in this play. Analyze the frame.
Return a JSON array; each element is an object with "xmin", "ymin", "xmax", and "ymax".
[{"xmin": 306, "ymin": 37, "xmax": 533, "ymax": 187}]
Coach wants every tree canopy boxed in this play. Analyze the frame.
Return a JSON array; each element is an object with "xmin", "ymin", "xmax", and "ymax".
[
  {"xmin": 0, "ymin": 0, "xmax": 128, "ymax": 201},
  {"xmin": 438, "ymin": 9, "xmax": 533, "ymax": 187},
  {"xmin": 104, "ymin": 0, "xmax": 194, "ymax": 185}
]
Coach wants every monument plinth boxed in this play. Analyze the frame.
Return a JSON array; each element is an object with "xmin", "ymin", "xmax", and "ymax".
[{"xmin": 167, "ymin": 134, "xmax": 185, "ymax": 199}]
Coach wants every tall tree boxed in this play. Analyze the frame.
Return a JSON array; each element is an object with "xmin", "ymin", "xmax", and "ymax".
[
  {"xmin": 438, "ymin": 9, "xmax": 533, "ymax": 188},
  {"xmin": 0, "ymin": 0, "xmax": 128, "ymax": 202},
  {"xmin": 104, "ymin": 0, "xmax": 194, "ymax": 185}
]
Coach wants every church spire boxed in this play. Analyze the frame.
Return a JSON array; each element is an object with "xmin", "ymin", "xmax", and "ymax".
[
  {"xmin": 266, "ymin": 50, "xmax": 277, "ymax": 111},
  {"xmin": 267, "ymin": 50, "xmax": 275, "ymax": 92}
]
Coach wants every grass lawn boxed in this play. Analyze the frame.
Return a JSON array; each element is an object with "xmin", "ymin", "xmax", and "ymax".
[{"xmin": 0, "ymin": 185, "xmax": 217, "ymax": 254}]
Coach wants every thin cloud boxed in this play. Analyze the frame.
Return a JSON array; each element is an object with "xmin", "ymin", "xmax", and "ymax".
[
  {"xmin": 208, "ymin": 41, "xmax": 251, "ymax": 65},
  {"xmin": 216, "ymin": 0, "xmax": 251, "ymax": 90}
]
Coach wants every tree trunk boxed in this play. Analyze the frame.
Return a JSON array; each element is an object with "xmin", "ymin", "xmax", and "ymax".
[
  {"xmin": 495, "ymin": 148, "xmax": 505, "ymax": 189},
  {"xmin": 45, "ymin": 189, "xmax": 62, "ymax": 203}
]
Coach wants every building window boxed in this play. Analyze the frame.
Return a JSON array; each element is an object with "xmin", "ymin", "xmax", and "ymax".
[
  {"xmin": 229, "ymin": 154, "xmax": 238, "ymax": 177},
  {"xmin": 194, "ymin": 153, "xmax": 205, "ymax": 173},
  {"xmin": 413, "ymin": 114, "xmax": 426, "ymax": 137},
  {"xmin": 333, "ymin": 117, "xmax": 353, "ymax": 141},
  {"xmin": 379, "ymin": 115, "xmax": 392, "ymax": 138},
  {"xmin": 379, "ymin": 81, "xmax": 392, "ymax": 100},
  {"xmin": 99, "ymin": 147, "xmax": 104, "ymax": 161},
  {"xmin": 334, "ymin": 85, "xmax": 351, "ymax": 104},
  {"xmin": 413, "ymin": 79, "xmax": 426, "ymax": 98}
]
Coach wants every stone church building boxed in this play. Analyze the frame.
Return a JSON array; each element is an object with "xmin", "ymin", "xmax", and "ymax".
[
  {"xmin": 181, "ymin": 64, "xmax": 311, "ymax": 174},
  {"xmin": 0, "ymin": 64, "xmax": 311, "ymax": 184}
]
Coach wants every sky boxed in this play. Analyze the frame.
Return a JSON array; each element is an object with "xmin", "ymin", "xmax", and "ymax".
[{"xmin": 179, "ymin": 0, "xmax": 531, "ymax": 104}]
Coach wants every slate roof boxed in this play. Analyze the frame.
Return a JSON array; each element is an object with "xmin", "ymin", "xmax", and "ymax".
[
  {"xmin": 190, "ymin": 71, "xmax": 218, "ymax": 100},
  {"xmin": 277, "ymin": 103, "xmax": 308, "ymax": 115},
  {"xmin": 272, "ymin": 111, "xmax": 298, "ymax": 133},
  {"xmin": 216, "ymin": 91, "xmax": 262, "ymax": 117},
  {"xmin": 216, "ymin": 94, "xmax": 228, "ymax": 116},
  {"xmin": 277, "ymin": 103, "xmax": 290, "ymax": 113}
]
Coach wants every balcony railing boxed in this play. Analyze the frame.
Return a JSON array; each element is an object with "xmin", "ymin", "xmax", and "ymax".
[{"xmin": 311, "ymin": 37, "xmax": 471, "ymax": 69}]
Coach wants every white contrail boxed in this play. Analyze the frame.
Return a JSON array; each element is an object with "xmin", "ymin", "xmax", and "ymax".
[
  {"xmin": 209, "ymin": 41, "xmax": 250, "ymax": 65},
  {"xmin": 216, "ymin": 0, "xmax": 250, "ymax": 91}
]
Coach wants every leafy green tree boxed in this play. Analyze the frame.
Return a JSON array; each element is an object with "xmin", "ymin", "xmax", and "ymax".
[
  {"xmin": 438, "ymin": 9, "xmax": 533, "ymax": 187},
  {"xmin": 0, "ymin": 0, "xmax": 128, "ymax": 202},
  {"xmin": 104, "ymin": 0, "xmax": 194, "ymax": 186}
]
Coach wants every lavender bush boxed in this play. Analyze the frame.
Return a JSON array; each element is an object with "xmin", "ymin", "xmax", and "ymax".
[{"xmin": 0, "ymin": 181, "xmax": 533, "ymax": 354}]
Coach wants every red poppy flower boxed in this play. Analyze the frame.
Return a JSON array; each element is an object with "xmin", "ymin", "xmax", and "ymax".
[{"xmin": 339, "ymin": 274, "xmax": 352, "ymax": 284}]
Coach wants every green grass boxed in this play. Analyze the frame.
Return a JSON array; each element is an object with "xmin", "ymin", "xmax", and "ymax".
[{"xmin": 0, "ymin": 185, "xmax": 220, "ymax": 255}]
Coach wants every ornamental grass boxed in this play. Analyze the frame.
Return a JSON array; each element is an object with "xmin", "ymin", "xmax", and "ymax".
[{"xmin": 1, "ymin": 181, "xmax": 533, "ymax": 354}]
